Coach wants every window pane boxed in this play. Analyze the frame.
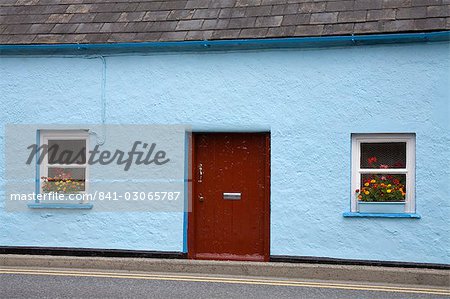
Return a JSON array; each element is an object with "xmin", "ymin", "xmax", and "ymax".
[
  {"xmin": 48, "ymin": 140, "xmax": 86, "ymax": 164},
  {"xmin": 43, "ymin": 167, "xmax": 86, "ymax": 192},
  {"xmin": 360, "ymin": 142, "xmax": 406, "ymax": 169},
  {"xmin": 357, "ymin": 174, "xmax": 406, "ymax": 202}
]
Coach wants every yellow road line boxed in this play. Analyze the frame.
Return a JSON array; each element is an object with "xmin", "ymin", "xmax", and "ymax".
[
  {"xmin": 0, "ymin": 267, "xmax": 446, "ymax": 293},
  {"xmin": 0, "ymin": 269, "xmax": 448, "ymax": 296}
]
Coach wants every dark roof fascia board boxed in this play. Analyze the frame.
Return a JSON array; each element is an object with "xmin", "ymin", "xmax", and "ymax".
[{"xmin": 1, "ymin": 31, "xmax": 449, "ymax": 56}]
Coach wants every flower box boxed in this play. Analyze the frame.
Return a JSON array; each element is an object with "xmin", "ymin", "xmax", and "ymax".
[{"xmin": 358, "ymin": 201, "xmax": 405, "ymax": 214}]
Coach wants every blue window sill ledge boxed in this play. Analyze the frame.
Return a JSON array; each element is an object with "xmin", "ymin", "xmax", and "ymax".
[
  {"xmin": 343, "ymin": 212, "xmax": 421, "ymax": 219},
  {"xmin": 28, "ymin": 203, "xmax": 93, "ymax": 210}
]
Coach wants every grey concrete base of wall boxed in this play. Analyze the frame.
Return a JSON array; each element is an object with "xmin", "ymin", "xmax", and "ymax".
[{"xmin": 0, "ymin": 254, "xmax": 449, "ymax": 287}]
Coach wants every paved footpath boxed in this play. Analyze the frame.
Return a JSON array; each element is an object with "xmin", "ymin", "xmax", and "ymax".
[{"xmin": 0, "ymin": 267, "xmax": 449, "ymax": 299}]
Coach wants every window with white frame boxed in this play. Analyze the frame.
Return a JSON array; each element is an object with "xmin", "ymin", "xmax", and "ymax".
[
  {"xmin": 351, "ymin": 134, "xmax": 416, "ymax": 213},
  {"xmin": 39, "ymin": 130, "xmax": 89, "ymax": 197}
]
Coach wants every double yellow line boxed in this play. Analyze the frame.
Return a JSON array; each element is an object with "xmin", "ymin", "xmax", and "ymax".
[{"xmin": 0, "ymin": 268, "xmax": 449, "ymax": 296}]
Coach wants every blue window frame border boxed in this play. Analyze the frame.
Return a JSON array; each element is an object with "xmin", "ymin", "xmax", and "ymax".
[
  {"xmin": 29, "ymin": 129, "xmax": 93, "ymax": 210},
  {"xmin": 343, "ymin": 212, "xmax": 421, "ymax": 218}
]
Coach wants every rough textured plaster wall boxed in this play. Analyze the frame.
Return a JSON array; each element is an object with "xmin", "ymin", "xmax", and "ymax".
[{"xmin": 0, "ymin": 42, "xmax": 449, "ymax": 263}]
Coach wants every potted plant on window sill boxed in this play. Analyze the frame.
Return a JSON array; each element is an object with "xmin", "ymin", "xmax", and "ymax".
[
  {"xmin": 41, "ymin": 169, "xmax": 85, "ymax": 203},
  {"xmin": 356, "ymin": 174, "xmax": 406, "ymax": 214}
]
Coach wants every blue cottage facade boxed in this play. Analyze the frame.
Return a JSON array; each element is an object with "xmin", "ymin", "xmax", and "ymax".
[{"xmin": 0, "ymin": 0, "xmax": 449, "ymax": 265}]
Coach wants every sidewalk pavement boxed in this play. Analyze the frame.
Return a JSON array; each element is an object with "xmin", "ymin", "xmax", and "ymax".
[{"xmin": 0, "ymin": 254, "xmax": 448, "ymax": 287}]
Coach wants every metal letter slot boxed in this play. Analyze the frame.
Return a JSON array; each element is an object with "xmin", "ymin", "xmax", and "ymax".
[{"xmin": 223, "ymin": 192, "xmax": 241, "ymax": 200}]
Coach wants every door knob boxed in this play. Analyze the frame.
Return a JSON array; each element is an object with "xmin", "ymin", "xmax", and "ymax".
[
  {"xmin": 198, "ymin": 194, "xmax": 204, "ymax": 202},
  {"xmin": 198, "ymin": 163, "xmax": 203, "ymax": 182}
]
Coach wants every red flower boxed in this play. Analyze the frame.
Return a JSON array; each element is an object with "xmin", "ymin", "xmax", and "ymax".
[
  {"xmin": 393, "ymin": 161, "xmax": 405, "ymax": 168},
  {"xmin": 367, "ymin": 156, "xmax": 377, "ymax": 165},
  {"xmin": 355, "ymin": 189, "xmax": 360, "ymax": 193}
]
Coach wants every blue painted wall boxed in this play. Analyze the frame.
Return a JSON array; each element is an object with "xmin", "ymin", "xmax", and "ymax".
[{"xmin": 1, "ymin": 41, "xmax": 449, "ymax": 263}]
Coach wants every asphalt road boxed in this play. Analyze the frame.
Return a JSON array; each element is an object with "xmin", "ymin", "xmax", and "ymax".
[{"xmin": 0, "ymin": 268, "xmax": 449, "ymax": 299}]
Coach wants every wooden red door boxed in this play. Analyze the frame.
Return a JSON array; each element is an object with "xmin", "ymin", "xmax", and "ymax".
[{"xmin": 189, "ymin": 133, "xmax": 270, "ymax": 261}]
